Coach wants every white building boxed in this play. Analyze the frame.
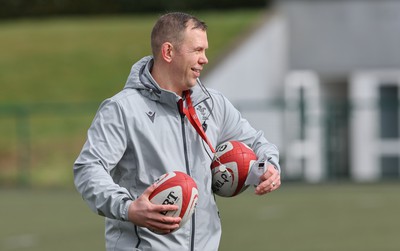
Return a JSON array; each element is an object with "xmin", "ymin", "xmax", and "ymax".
[{"xmin": 204, "ymin": 0, "xmax": 400, "ymax": 182}]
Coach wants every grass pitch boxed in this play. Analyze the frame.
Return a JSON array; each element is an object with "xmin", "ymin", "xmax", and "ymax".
[{"xmin": 1, "ymin": 183, "xmax": 399, "ymax": 251}]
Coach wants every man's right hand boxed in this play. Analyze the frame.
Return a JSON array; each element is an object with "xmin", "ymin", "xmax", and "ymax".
[{"xmin": 127, "ymin": 183, "xmax": 182, "ymax": 234}]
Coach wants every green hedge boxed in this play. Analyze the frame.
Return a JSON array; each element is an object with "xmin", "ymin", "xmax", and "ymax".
[{"xmin": 0, "ymin": 0, "xmax": 271, "ymax": 19}]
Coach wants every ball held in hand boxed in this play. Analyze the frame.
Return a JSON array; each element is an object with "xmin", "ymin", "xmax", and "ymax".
[
  {"xmin": 149, "ymin": 171, "xmax": 199, "ymax": 233},
  {"xmin": 211, "ymin": 141, "xmax": 257, "ymax": 197}
]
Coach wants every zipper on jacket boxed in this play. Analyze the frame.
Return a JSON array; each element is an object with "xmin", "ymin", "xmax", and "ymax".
[{"xmin": 178, "ymin": 104, "xmax": 195, "ymax": 251}]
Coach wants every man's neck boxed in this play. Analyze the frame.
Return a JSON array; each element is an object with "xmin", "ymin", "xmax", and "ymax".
[{"xmin": 151, "ymin": 61, "xmax": 183, "ymax": 97}]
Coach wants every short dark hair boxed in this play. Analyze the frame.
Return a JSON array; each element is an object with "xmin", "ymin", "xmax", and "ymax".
[{"xmin": 151, "ymin": 12, "xmax": 207, "ymax": 57}]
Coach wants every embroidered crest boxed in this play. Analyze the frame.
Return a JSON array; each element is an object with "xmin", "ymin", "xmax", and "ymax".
[{"xmin": 196, "ymin": 105, "xmax": 208, "ymax": 120}]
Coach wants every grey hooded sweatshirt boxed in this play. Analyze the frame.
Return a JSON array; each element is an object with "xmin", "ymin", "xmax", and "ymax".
[{"xmin": 74, "ymin": 56, "xmax": 280, "ymax": 251}]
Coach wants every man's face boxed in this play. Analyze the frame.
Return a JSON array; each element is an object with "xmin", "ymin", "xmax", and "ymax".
[{"xmin": 170, "ymin": 23, "xmax": 208, "ymax": 92}]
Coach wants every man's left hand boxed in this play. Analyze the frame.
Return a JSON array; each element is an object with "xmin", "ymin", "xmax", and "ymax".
[{"xmin": 255, "ymin": 163, "xmax": 281, "ymax": 195}]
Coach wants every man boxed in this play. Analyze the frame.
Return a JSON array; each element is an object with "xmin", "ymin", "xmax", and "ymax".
[{"xmin": 74, "ymin": 12, "xmax": 281, "ymax": 251}]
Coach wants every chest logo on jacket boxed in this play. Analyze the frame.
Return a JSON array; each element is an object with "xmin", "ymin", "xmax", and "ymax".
[
  {"xmin": 196, "ymin": 105, "xmax": 210, "ymax": 132},
  {"xmin": 196, "ymin": 105, "xmax": 208, "ymax": 121},
  {"xmin": 196, "ymin": 104, "xmax": 209, "ymax": 132},
  {"xmin": 146, "ymin": 111, "xmax": 156, "ymax": 123}
]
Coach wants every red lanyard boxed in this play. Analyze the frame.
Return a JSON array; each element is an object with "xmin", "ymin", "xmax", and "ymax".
[{"xmin": 179, "ymin": 91, "xmax": 216, "ymax": 153}]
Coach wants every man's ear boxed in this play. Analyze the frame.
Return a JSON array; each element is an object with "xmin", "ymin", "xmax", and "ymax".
[{"xmin": 161, "ymin": 42, "xmax": 173, "ymax": 63}]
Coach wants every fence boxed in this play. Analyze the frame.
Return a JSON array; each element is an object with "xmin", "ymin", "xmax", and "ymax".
[
  {"xmin": 0, "ymin": 97, "xmax": 399, "ymax": 187},
  {"xmin": 0, "ymin": 102, "xmax": 99, "ymax": 187}
]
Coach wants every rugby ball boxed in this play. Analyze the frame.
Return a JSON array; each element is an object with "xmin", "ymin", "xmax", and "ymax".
[
  {"xmin": 149, "ymin": 171, "xmax": 198, "ymax": 233},
  {"xmin": 211, "ymin": 141, "xmax": 257, "ymax": 197}
]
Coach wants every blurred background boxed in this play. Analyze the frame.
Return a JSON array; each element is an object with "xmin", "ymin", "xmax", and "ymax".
[{"xmin": 0, "ymin": 0, "xmax": 399, "ymax": 250}]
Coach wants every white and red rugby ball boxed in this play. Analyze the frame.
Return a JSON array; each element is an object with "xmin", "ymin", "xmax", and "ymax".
[
  {"xmin": 211, "ymin": 141, "xmax": 257, "ymax": 197},
  {"xmin": 149, "ymin": 171, "xmax": 199, "ymax": 232}
]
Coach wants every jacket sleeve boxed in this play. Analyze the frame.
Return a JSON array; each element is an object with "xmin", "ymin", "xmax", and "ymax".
[
  {"xmin": 73, "ymin": 99, "xmax": 133, "ymax": 221},
  {"xmin": 215, "ymin": 93, "xmax": 280, "ymax": 172}
]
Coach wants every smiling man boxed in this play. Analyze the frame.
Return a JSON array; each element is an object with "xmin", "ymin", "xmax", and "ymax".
[
  {"xmin": 150, "ymin": 15, "xmax": 209, "ymax": 95},
  {"xmin": 74, "ymin": 12, "xmax": 281, "ymax": 251}
]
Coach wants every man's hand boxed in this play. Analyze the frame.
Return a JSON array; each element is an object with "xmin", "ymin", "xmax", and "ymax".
[
  {"xmin": 127, "ymin": 183, "xmax": 182, "ymax": 234},
  {"xmin": 255, "ymin": 163, "xmax": 281, "ymax": 195}
]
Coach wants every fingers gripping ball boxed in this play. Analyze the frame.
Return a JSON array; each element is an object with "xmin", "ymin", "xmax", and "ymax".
[
  {"xmin": 149, "ymin": 171, "xmax": 199, "ymax": 233},
  {"xmin": 211, "ymin": 141, "xmax": 257, "ymax": 197}
]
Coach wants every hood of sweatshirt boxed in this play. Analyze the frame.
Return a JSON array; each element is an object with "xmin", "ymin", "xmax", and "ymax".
[{"xmin": 124, "ymin": 56, "xmax": 209, "ymax": 108}]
